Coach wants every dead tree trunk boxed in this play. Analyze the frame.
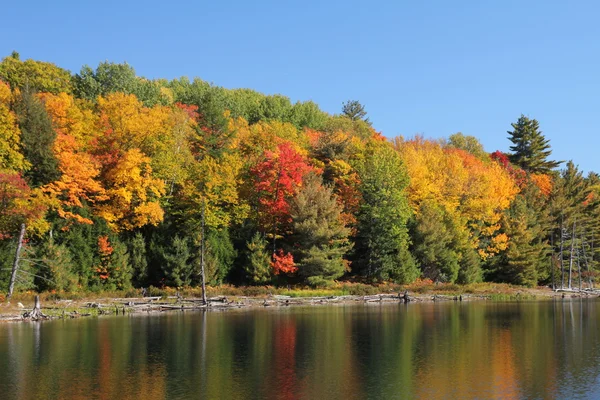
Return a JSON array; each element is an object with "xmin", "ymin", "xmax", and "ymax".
[
  {"xmin": 581, "ymin": 232, "xmax": 592, "ymax": 289},
  {"xmin": 24, "ymin": 295, "xmax": 45, "ymax": 320},
  {"xmin": 200, "ymin": 201, "xmax": 207, "ymax": 306},
  {"xmin": 551, "ymin": 233, "xmax": 555, "ymax": 290},
  {"xmin": 7, "ymin": 223, "xmax": 26, "ymax": 301},
  {"xmin": 569, "ymin": 220, "xmax": 576, "ymax": 289},
  {"xmin": 577, "ymin": 242, "xmax": 582, "ymax": 291},
  {"xmin": 560, "ymin": 215, "xmax": 565, "ymax": 289}
]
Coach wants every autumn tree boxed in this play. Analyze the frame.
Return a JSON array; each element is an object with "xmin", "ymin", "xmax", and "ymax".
[
  {"xmin": 0, "ymin": 81, "xmax": 28, "ymax": 171},
  {"xmin": 0, "ymin": 53, "xmax": 72, "ymax": 94},
  {"xmin": 95, "ymin": 148, "xmax": 165, "ymax": 231},
  {"xmin": 0, "ymin": 171, "xmax": 48, "ymax": 238},
  {"xmin": 251, "ymin": 142, "xmax": 313, "ymax": 252},
  {"xmin": 40, "ymin": 92, "xmax": 106, "ymax": 224},
  {"xmin": 445, "ymin": 132, "xmax": 489, "ymax": 161}
]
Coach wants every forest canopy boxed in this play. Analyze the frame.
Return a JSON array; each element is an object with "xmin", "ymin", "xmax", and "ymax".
[{"xmin": 2, "ymin": 52, "xmax": 594, "ymax": 294}]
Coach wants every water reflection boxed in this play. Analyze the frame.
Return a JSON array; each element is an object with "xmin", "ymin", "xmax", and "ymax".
[{"xmin": 1, "ymin": 299, "xmax": 599, "ymax": 399}]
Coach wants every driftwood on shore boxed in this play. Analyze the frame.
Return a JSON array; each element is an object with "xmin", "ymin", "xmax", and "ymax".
[{"xmin": 5, "ymin": 287, "xmax": 599, "ymax": 323}]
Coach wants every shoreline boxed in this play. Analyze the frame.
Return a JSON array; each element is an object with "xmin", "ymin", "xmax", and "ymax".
[{"xmin": 1, "ymin": 286, "xmax": 599, "ymax": 323}]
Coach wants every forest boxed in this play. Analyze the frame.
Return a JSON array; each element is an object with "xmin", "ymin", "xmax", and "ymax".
[{"xmin": 0, "ymin": 51, "xmax": 597, "ymax": 294}]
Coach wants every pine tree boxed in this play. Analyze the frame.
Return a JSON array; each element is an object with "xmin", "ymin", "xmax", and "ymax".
[
  {"xmin": 244, "ymin": 232, "xmax": 272, "ymax": 284},
  {"xmin": 129, "ymin": 232, "xmax": 148, "ymax": 286},
  {"xmin": 342, "ymin": 100, "xmax": 370, "ymax": 124},
  {"xmin": 289, "ymin": 173, "xmax": 351, "ymax": 286},
  {"xmin": 507, "ymin": 115, "xmax": 561, "ymax": 174},
  {"xmin": 13, "ymin": 89, "xmax": 60, "ymax": 187},
  {"xmin": 156, "ymin": 235, "xmax": 192, "ymax": 287},
  {"xmin": 352, "ymin": 141, "xmax": 418, "ymax": 283},
  {"xmin": 410, "ymin": 202, "xmax": 460, "ymax": 283},
  {"xmin": 204, "ymin": 229, "xmax": 236, "ymax": 285}
]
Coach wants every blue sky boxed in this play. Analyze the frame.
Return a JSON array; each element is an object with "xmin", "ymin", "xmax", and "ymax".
[{"xmin": 2, "ymin": 0, "xmax": 599, "ymax": 172}]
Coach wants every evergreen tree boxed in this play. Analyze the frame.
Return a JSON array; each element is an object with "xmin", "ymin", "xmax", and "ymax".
[
  {"xmin": 204, "ymin": 229, "xmax": 236, "ymax": 285},
  {"xmin": 507, "ymin": 115, "xmax": 561, "ymax": 173},
  {"xmin": 106, "ymin": 240, "xmax": 132, "ymax": 290},
  {"xmin": 156, "ymin": 235, "xmax": 193, "ymax": 287},
  {"xmin": 13, "ymin": 89, "xmax": 60, "ymax": 187},
  {"xmin": 289, "ymin": 173, "xmax": 351, "ymax": 286},
  {"xmin": 36, "ymin": 238, "xmax": 78, "ymax": 292},
  {"xmin": 352, "ymin": 141, "xmax": 418, "ymax": 283},
  {"xmin": 488, "ymin": 184, "xmax": 550, "ymax": 287},
  {"xmin": 129, "ymin": 232, "xmax": 148, "ymax": 286},
  {"xmin": 244, "ymin": 232, "xmax": 272, "ymax": 284},
  {"xmin": 342, "ymin": 100, "xmax": 369, "ymax": 124},
  {"xmin": 410, "ymin": 202, "xmax": 460, "ymax": 283}
]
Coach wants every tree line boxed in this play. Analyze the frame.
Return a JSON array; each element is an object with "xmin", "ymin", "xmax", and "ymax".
[{"xmin": 0, "ymin": 52, "xmax": 596, "ymax": 293}]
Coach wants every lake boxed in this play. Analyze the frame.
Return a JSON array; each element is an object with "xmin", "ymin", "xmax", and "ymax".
[{"xmin": 0, "ymin": 299, "xmax": 599, "ymax": 399}]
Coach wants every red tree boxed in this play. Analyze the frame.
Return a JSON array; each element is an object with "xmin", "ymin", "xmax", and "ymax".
[{"xmin": 251, "ymin": 142, "xmax": 314, "ymax": 238}]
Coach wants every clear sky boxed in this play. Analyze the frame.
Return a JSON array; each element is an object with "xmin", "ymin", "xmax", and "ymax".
[{"xmin": 1, "ymin": 0, "xmax": 599, "ymax": 172}]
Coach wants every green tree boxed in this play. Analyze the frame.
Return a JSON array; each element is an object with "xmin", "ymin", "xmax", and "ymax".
[
  {"xmin": 155, "ymin": 235, "xmax": 193, "ymax": 287},
  {"xmin": 204, "ymin": 228, "xmax": 236, "ymax": 285},
  {"xmin": 445, "ymin": 132, "xmax": 489, "ymax": 161},
  {"xmin": 73, "ymin": 62, "xmax": 137, "ymax": 101},
  {"xmin": 13, "ymin": 89, "xmax": 60, "ymax": 187},
  {"xmin": 244, "ymin": 232, "xmax": 272, "ymax": 284},
  {"xmin": 352, "ymin": 141, "xmax": 418, "ymax": 282},
  {"xmin": 410, "ymin": 202, "xmax": 460, "ymax": 283},
  {"xmin": 107, "ymin": 240, "xmax": 132, "ymax": 290},
  {"xmin": 491, "ymin": 198, "xmax": 541, "ymax": 287},
  {"xmin": 0, "ymin": 53, "xmax": 72, "ymax": 94},
  {"xmin": 289, "ymin": 173, "xmax": 351, "ymax": 286},
  {"xmin": 35, "ymin": 238, "xmax": 78, "ymax": 292},
  {"xmin": 342, "ymin": 100, "xmax": 370, "ymax": 124},
  {"xmin": 129, "ymin": 232, "xmax": 148, "ymax": 286},
  {"xmin": 507, "ymin": 115, "xmax": 561, "ymax": 173}
]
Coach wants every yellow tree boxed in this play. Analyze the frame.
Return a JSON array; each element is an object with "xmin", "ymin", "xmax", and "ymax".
[
  {"xmin": 0, "ymin": 81, "xmax": 28, "ymax": 171},
  {"xmin": 40, "ymin": 92, "xmax": 106, "ymax": 224},
  {"xmin": 395, "ymin": 137, "xmax": 518, "ymax": 259},
  {"xmin": 95, "ymin": 148, "xmax": 165, "ymax": 231}
]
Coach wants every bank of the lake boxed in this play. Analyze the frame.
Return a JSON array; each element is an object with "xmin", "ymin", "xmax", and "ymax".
[{"xmin": 1, "ymin": 283, "xmax": 599, "ymax": 323}]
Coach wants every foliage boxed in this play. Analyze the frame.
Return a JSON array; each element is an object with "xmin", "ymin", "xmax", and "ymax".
[
  {"xmin": 0, "ymin": 53, "xmax": 72, "ymax": 94},
  {"xmin": 352, "ymin": 140, "xmax": 418, "ymax": 283},
  {"xmin": 289, "ymin": 173, "xmax": 351, "ymax": 284},
  {"xmin": 244, "ymin": 232, "xmax": 272, "ymax": 284},
  {"xmin": 507, "ymin": 115, "xmax": 561, "ymax": 173},
  {"xmin": 2, "ymin": 54, "xmax": 598, "ymax": 295}
]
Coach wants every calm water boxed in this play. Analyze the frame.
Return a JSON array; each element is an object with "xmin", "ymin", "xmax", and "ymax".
[{"xmin": 1, "ymin": 300, "xmax": 599, "ymax": 400}]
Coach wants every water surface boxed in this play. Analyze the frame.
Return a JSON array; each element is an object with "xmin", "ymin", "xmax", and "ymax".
[{"xmin": 1, "ymin": 299, "xmax": 599, "ymax": 399}]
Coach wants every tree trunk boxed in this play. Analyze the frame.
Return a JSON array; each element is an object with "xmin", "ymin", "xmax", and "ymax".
[
  {"xmin": 568, "ymin": 220, "xmax": 576, "ymax": 289},
  {"xmin": 592, "ymin": 232, "xmax": 595, "ymax": 289},
  {"xmin": 560, "ymin": 215, "xmax": 565, "ymax": 289},
  {"xmin": 7, "ymin": 223, "xmax": 26, "ymax": 301},
  {"xmin": 551, "ymin": 233, "xmax": 555, "ymax": 290},
  {"xmin": 577, "ymin": 242, "xmax": 582, "ymax": 291},
  {"xmin": 581, "ymin": 232, "xmax": 592, "ymax": 289},
  {"xmin": 200, "ymin": 201, "xmax": 207, "ymax": 305},
  {"xmin": 26, "ymin": 295, "xmax": 45, "ymax": 320}
]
